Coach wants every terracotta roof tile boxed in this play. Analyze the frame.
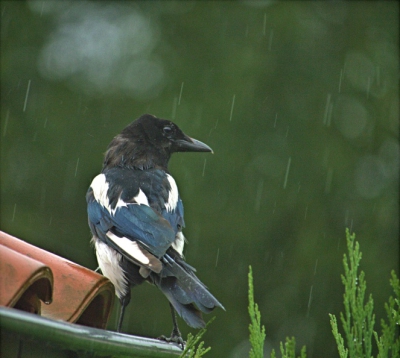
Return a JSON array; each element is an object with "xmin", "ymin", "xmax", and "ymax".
[{"xmin": 0, "ymin": 231, "xmax": 114, "ymax": 329}]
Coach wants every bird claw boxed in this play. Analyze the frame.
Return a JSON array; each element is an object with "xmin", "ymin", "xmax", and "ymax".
[{"xmin": 158, "ymin": 333, "xmax": 185, "ymax": 350}]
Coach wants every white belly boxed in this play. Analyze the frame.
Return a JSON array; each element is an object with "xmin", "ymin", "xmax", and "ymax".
[
  {"xmin": 171, "ymin": 231, "xmax": 185, "ymax": 256},
  {"xmin": 93, "ymin": 237, "xmax": 128, "ymax": 299}
]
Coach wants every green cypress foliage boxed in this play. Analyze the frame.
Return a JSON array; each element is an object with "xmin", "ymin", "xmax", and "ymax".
[
  {"xmin": 374, "ymin": 271, "xmax": 399, "ymax": 358},
  {"xmin": 277, "ymin": 337, "xmax": 307, "ymax": 358},
  {"xmin": 329, "ymin": 229, "xmax": 400, "ymax": 358},
  {"xmin": 179, "ymin": 317, "xmax": 214, "ymax": 358},
  {"xmin": 248, "ymin": 265, "xmax": 266, "ymax": 358},
  {"xmin": 183, "ymin": 230, "xmax": 398, "ymax": 357},
  {"xmin": 248, "ymin": 266, "xmax": 306, "ymax": 358}
]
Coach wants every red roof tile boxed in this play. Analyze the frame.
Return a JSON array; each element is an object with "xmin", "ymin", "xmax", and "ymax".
[{"xmin": 0, "ymin": 231, "xmax": 114, "ymax": 329}]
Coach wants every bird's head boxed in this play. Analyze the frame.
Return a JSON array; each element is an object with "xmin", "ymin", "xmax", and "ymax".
[
  {"xmin": 103, "ymin": 114, "xmax": 212, "ymax": 170},
  {"xmin": 137, "ymin": 114, "xmax": 213, "ymax": 154}
]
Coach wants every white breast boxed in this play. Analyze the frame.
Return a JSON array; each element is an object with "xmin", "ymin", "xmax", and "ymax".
[
  {"xmin": 93, "ymin": 237, "xmax": 128, "ymax": 299},
  {"xmin": 171, "ymin": 231, "xmax": 185, "ymax": 256}
]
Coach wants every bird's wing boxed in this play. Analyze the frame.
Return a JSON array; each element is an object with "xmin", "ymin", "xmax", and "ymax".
[{"xmin": 87, "ymin": 169, "xmax": 183, "ymax": 268}]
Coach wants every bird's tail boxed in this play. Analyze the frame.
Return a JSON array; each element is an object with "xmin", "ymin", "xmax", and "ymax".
[{"xmin": 152, "ymin": 252, "xmax": 225, "ymax": 329}]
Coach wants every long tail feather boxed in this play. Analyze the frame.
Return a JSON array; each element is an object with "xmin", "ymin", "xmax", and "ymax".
[{"xmin": 152, "ymin": 254, "xmax": 224, "ymax": 328}]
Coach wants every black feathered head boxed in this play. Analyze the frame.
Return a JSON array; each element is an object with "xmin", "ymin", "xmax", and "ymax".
[{"xmin": 103, "ymin": 114, "xmax": 212, "ymax": 171}]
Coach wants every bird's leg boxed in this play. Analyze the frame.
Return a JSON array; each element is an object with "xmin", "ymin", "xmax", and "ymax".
[
  {"xmin": 169, "ymin": 303, "xmax": 183, "ymax": 342},
  {"xmin": 117, "ymin": 291, "xmax": 131, "ymax": 333},
  {"xmin": 158, "ymin": 303, "xmax": 185, "ymax": 349}
]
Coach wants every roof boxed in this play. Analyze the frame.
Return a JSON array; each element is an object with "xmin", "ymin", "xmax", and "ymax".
[
  {"xmin": 0, "ymin": 231, "xmax": 182, "ymax": 357},
  {"xmin": 0, "ymin": 230, "xmax": 114, "ymax": 327}
]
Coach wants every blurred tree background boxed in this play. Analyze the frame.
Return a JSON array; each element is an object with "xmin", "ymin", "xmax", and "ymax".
[{"xmin": 1, "ymin": 1, "xmax": 398, "ymax": 356}]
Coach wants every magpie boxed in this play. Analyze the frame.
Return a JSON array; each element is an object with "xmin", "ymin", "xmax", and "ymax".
[{"xmin": 86, "ymin": 114, "xmax": 224, "ymax": 346}]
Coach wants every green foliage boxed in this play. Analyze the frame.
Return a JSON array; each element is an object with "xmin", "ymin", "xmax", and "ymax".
[
  {"xmin": 329, "ymin": 314, "xmax": 349, "ymax": 358},
  {"xmin": 248, "ymin": 266, "xmax": 306, "ymax": 358},
  {"xmin": 248, "ymin": 265, "xmax": 266, "ymax": 358},
  {"xmin": 182, "ymin": 231, "xmax": 398, "ymax": 358},
  {"xmin": 179, "ymin": 317, "xmax": 214, "ymax": 358},
  {"xmin": 329, "ymin": 229, "xmax": 375, "ymax": 357},
  {"xmin": 276, "ymin": 337, "xmax": 307, "ymax": 358},
  {"xmin": 329, "ymin": 229, "xmax": 400, "ymax": 358},
  {"xmin": 374, "ymin": 271, "xmax": 400, "ymax": 358}
]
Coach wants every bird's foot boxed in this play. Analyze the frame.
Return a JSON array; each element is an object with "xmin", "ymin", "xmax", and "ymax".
[{"xmin": 158, "ymin": 330, "xmax": 185, "ymax": 350}]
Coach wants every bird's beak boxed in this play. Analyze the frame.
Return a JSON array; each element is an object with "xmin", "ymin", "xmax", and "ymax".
[{"xmin": 174, "ymin": 135, "xmax": 213, "ymax": 153}]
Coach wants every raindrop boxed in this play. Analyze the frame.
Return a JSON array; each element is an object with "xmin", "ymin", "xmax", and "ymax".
[
  {"xmin": 304, "ymin": 205, "xmax": 308, "ymax": 219},
  {"xmin": 49, "ymin": 215, "xmax": 53, "ymax": 226},
  {"xmin": 214, "ymin": 118, "xmax": 219, "ymax": 129},
  {"xmin": 273, "ymin": 112, "xmax": 278, "ymax": 128},
  {"xmin": 74, "ymin": 157, "xmax": 80, "ymax": 177},
  {"xmin": 263, "ymin": 13, "xmax": 267, "ymax": 36},
  {"xmin": 2, "ymin": 109, "xmax": 9, "ymax": 137},
  {"xmin": 268, "ymin": 28, "xmax": 274, "ymax": 51},
  {"xmin": 12, "ymin": 204, "xmax": 17, "ymax": 221},
  {"xmin": 215, "ymin": 248, "xmax": 220, "ymax": 267},
  {"xmin": 44, "ymin": 117, "xmax": 48, "ymax": 128},
  {"xmin": 285, "ymin": 126, "xmax": 289, "ymax": 138},
  {"xmin": 314, "ymin": 259, "xmax": 318, "ymax": 275},
  {"xmin": 23, "ymin": 79, "xmax": 31, "ymax": 112},
  {"xmin": 307, "ymin": 285, "xmax": 313, "ymax": 317},
  {"xmin": 272, "ymin": 201, "xmax": 277, "ymax": 214},
  {"xmin": 40, "ymin": 1, "xmax": 44, "ymax": 17},
  {"xmin": 283, "ymin": 156, "xmax": 291, "ymax": 189},
  {"xmin": 178, "ymin": 81, "xmax": 184, "ymax": 105},
  {"xmin": 229, "ymin": 94, "xmax": 235, "ymax": 121},
  {"xmin": 202, "ymin": 158, "xmax": 207, "ymax": 177},
  {"xmin": 338, "ymin": 69, "xmax": 344, "ymax": 93},
  {"xmin": 323, "ymin": 93, "xmax": 333, "ymax": 126}
]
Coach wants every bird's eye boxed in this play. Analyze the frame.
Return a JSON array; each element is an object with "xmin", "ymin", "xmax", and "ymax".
[{"xmin": 163, "ymin": 126, "xmax": 173, "ymax": 136}]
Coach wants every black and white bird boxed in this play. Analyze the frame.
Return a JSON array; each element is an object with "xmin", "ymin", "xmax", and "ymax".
[{"xmin": 86, "ymin": 114, "xmax": 224, "ymax": 346}]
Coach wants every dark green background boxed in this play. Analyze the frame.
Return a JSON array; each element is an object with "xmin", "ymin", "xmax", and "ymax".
[{"xmin": 1, "ymin": 1, "xmax": 398, "ymax": 356}]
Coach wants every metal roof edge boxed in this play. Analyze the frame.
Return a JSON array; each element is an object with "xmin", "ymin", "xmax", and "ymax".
[{"xmin": 0, "ymin": 307, "xmax": 182, "ymax": 357}]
